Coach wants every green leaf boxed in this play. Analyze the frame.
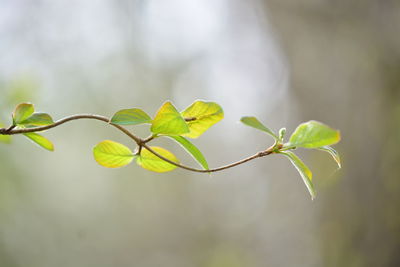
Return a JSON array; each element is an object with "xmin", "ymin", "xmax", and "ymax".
[
  {"xmin": 287, "ymin": 120, "xmax": 340, "ymax": 149},
  {"xmin": 279, "ymin": 151, "xmax": 315, "ymax": 199},
  {"xmin": 23, "ymin": 133, "xmax": 54, "ymax": 151},
  {"xmin": 93, "ymin": 140, "xmax": 134, "ymax": 168},
  {"xmin": 12, "ymin": 103, "xmax": 34, "ymax": 124},
  {"xmin": 151, "ymin": 101, "xmax": 189, "ymax": 135},
  {"xmin": 318, "ymin": 146, "xmax": 341, "ymax": 169},
  {"xmin": 0, "ymin": 134, "xmax": 11, "ymax": 144},
  {"xmin": 168, "ymin": 135, "xmax": 209, "ymax": 170},
  {"xmin": 136, "ymin": 146, "xmax": 178, "ymax": 172},
  {"xmin": 110, "ymin": 108, "xmax": 152, "ymax": 125},
  {"xmin": 181, "ymin": 100, "xmax": 224, "ymax": 138},
  {"xmin": 240, "ymin": 116, "xmax": 279, "ymax": 140},
  {"xmin": 20, "ymin": 113, "xmax": 54, "ymax": 127},
  {"xmin": 0, "ymin": 123, "xmax": 11, "ymax": 144}
]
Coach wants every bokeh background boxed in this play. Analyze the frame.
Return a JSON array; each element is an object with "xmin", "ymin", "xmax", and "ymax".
[{"xmin": 1, "ymin": 1, "xmax": 399, "ymax": 266}]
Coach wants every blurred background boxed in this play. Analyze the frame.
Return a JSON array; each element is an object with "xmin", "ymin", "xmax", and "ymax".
[{"xmin": 0, "ymin": 0, "xmax": 399, "ymax": 266}]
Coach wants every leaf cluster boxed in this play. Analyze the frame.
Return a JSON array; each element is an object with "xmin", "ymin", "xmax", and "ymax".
[
  {"xmin": 241, "ymin": 117, "xmax": 341, "ymax": 198},
  {"xmin": 101, "ymin": 100, "xmax": 222, "ymax": 172},
  {"xmin": 2, "ymin": 103, "xmax": 55, "ymax": 150}
]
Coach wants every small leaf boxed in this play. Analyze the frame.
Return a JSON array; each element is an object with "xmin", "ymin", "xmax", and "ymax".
[
  {"xmin": 151, "ymin": 101, "xmax": 189, "ymax": 135},
  {"xmin": 318, "ymin": 146, "xmax": 341, "ymax": 169},
  {"xmin": 12, "ymin": 103, "xmax": 34, "ymax": 124},
  {"xmin": 240, "ymin": 116, "xmax": 279, "ymax": 140},
  {"xmin": 136, "ymin": 146, "xmax": 178, "ymax": 172},
  {"xmin": 168, "ymin": 135, "xmax": 209, "ymax": 170},
  {"xmin": 181, "ymin": 100, "xmax": 224, "ymax": 138},
  {"xmin": 287, "ymin": 120, "xmax": 340, "ymax": 149},
  {"xmin": 20, "ymin": 113, "xmax": 54, "ymax": 127},
  {"xmin": 0, "ymin": 123, "xmax": 12, "ymax": 144},
  {"xmin": 110, "ymin": 108, "xmax": 151, "ymax": 125},
  {"xmin": 0, "ymin": 134, "xmax": 11, "ymax": 144},
  {"xmin": 279, "ymin": 151, "xmax": 315, "ymax": 199},
  {"xmin": 23, "ymin": 133, "xmax": 54, "ymax": 151},
  {"xmin": 93, "ymin": 140, "xmax": 134, "ymax": 168}
]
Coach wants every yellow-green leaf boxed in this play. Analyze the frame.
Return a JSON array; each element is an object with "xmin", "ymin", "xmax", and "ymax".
[
  {"xmin": 20, "ymin": 113, "xmax": 54, "ymax": 127},
  {"xmin": 168, "ymin": 135, "xmax": 209, "ymax": 169},
  {"xmin": 136, "ymin": 146, "xmax": 178, "ymax": 172},
  {"xmin": 0, "ymin": 123, "xmax": 11, "ymax": 144},
  {"xmin": 151, "ymin": 101, "xmax": 189, "ymax": 135},
  {"xmin": 93, "ymin": 140, "xmax": 134, "ymax": 168},
  {"xmin": 181, "ymin": 100, "xmax": 224, "ymax": 138},
  {"xmin": 280, "ymin": 151, "xmax": 315, "ymax": 199},
  {"xmin": 23, "ymin": 132, "xmax": 54, "ymax": 151},
  {"xmin": 110, "ymin": 108, "xmax": 151, "ymax": 125},
  {"xmin": 13, "ymin": 103, "xmax": 34, "ymax": 124},
  {"xmin": 240, "ymin": 116, "xmax": 279, "ymax": 140},
  {"xmin": 318, "ymin": 146, "xmax": 341, "ymax": 169},
  {"xmin": 0, "ymin": 134, "xmax": 11, "ymax": 144},
  {"xmin": 287, "ymin": 120, "xmax": 340, "ymax": 149}
]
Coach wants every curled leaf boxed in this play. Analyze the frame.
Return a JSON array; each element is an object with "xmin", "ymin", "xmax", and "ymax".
[
  {"xmin": 318, "ymin": 146, "xmax": 341, "ymax": 169},
  {"xmin": 13, "ymin": 103, "xmax": 34, "ymax": 125}
]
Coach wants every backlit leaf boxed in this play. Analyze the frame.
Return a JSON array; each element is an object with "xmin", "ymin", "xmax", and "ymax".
[
  {"xmin": 0, "ymin": 123, "xmax": 11, "ymax": 144},
  {"xmin": 93, "ymin": 140, "xmax": 134, "ymax": 168},
  {"xmin": 23, "ymin": 132, "xmax": 54, "ymax": 151},
  {"xmin": 168, "ymin": 135, "xmax": 209, "ymax": 169},
  {"xmin": 318, "ymin": 146, "xmax": 341, "ymax": 169},
  {"xmin": 136, "ymin": 146, "xmax": 178, "ymax": 172},
  {"xmin": 181, "ymin": 100, "xmax": 224, "ymax": 138},
  {"xmin": 280, "ymin": 151, "xmax": 315, "ymax": 199},
  {"xmin": 240, "ymin": 116, "xmax": 278, "ymax": 140},
  {"xmin": 110, "ymin": 108, "xmax": 151, "ymax": 125},
  {"xmin": 20, "ymin": 113, "xmax": 54, "ymax": 127},
  {"xmin": 287, "ymin": 120, "xmax": 340, "ymax": 148},
  {"xmin": 13, "ymin": 103, "xmax": 34, "ymax": 124},
  {"xmin": 151, "ymin": 101, "xmax": 189, "ymax": 135},
  {"xmin": 0, "ymin": 134, "xmax": 11, "ymax": 144}
]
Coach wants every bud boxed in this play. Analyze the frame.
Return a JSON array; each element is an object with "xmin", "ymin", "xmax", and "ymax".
[{"xmin": 279, "ymin": 127, "xmax": 286, "ymax": 141}]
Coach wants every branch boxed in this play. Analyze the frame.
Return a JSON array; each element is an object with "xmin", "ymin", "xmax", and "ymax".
[
  {"xmin": 0, "ymin": 114, "xmax": 275, "ymax": 173},
  {"xmin": 1, "ymin": 100, "xmax": 342, "ymax": 200},
  {"xmin": 0, "ymin": 114, "xmax": 142, "ymax": 144},
  {"xmin": 142, "ymin": 143, "xmax": 274, "ymax": 173}
]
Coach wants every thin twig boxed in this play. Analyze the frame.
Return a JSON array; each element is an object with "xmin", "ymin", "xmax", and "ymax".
[
  {"xmin": 142, "ymin": 144, "xmax": 274, "ymax": 173},
  {"xmin": 0, "ymin": 114, "xmax": 275, "ymax": 173},
  {"xmin": 0, "ymin": 114, "xmax": 142, "ymax": 144}
]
